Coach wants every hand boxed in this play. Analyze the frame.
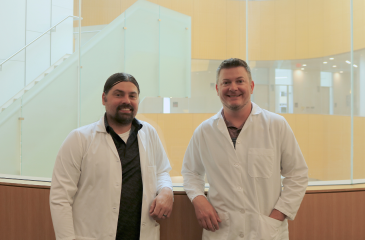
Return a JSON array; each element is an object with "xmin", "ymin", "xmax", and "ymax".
[
  {"xmin": 149, "ymin": 187, "xmax": 173, "ymax": 220},
  {"xmin": 269, "ymin": 209, "xmax": 286, "ymax": 221},
  {"xmin": 192, "ymin": 195, "xmax": 222, "ymax": 232}
]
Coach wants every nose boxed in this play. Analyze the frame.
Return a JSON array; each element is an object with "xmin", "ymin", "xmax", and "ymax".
[
  {"xmin": 120, "ymin": 95, "xmax": 131, "ymax": 104},
  {"xmin": 229, "ymin": 82, "xmax": 238, "ymax": 91}
]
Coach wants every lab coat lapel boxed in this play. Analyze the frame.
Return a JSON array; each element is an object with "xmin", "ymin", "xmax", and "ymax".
[
  {"xmin": 217, "ymin": 115, "xmax": 234, "ymax": 145},
  {"xmin": 137, "ymin": 130, "xmax": 147, "ymax": 170},
  {"xmin": 95, "ymin": 117, "xmax": 120, "ymax": 160},
  {"xmin": 106, "ymin": 134, "xmax": 119, "ymax": 160}
]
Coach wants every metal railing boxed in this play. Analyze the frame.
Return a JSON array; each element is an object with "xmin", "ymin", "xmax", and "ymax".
[{"xmin": 0, "ymin": 15, "xmax": 81, "ymax": 71}]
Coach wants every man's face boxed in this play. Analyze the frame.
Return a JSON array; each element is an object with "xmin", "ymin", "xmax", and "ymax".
[
  {"xmin": 216, "ymin": 66, "xmax": 254, "ymax": 112},
  {"xmin": 102, "ymin": 81, "xmax": 139, "ymax": 125}
]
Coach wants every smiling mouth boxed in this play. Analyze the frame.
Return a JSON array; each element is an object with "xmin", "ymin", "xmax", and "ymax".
[
  {"xmin": 119, "ymin": 108, "xmax": 132, "ymax": 112},
  {"xmin": 227, "ymin": 94, "xmax": 242, "ymax": 98}
]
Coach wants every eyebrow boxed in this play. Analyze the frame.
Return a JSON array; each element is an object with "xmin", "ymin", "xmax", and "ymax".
[
  {"xmin": 113, "ymin": 89, "xmax": 138, "ymax": 95},
  {"xmin": 222, "ymin": 76, "xmax": 245, "ymax": 81}
]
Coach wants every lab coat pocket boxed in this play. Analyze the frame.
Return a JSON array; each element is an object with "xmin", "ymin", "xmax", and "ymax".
[
  {"xmin": 202, "ymin": 212, "xmax": 230, "ymax": 240},
  {"xmin": 148, "ymin": 166, "xmax": 157, "ymax": 195},
  {"xmin": 248, "ymin": 148, "xmax": 275, "ymax": 178},
  {"xmin": 259, "ymin": 215, "xmax": 283, "ymax": 240}
]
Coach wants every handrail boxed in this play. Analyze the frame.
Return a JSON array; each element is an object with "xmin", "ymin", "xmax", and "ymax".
[{"xmin": 0, "ymin": 15, "xmax": 81, "ymax": 69}]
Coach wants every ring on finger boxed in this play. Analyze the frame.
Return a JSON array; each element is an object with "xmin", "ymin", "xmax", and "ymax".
[{"xmin": 163, "ymin": 214, "xmax": 167, "ymax": 217}]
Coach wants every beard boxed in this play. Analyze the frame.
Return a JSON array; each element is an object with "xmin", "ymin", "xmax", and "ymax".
[
  {"xmin": 113, "ymin": 103, "xmax": 135, "ymax": 125},
  {"xmin": 224, "ymin": 98, "xmax": 249, "ymax": 111}
]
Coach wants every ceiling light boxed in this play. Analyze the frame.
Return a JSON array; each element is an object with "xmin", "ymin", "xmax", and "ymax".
[
  {"xmin": 323, "ymin": 62, "xmax": 327, "ymax": 64},
  {"xmin": 340, "ymin": 71, "xmax": 343, "ymax": 73},
  {"xmin": 346, "ymin": 60, "xmax": 351, "ymax": 64},
  {"xmin": 301, "ymin": 68, "xmax": 304, "ymax": 70},
  {"xmin": 330, "ymin": 58, "xmax": 334, "ymax": 60},
  {"xmin": 303, "ymin": 64, "xmax": 307, "ymax": 66},
  {"xmin": 333, "ymin": 65, "xmax": 336, "ymax": 68},
  {"xmin": 354, "ymin": 64, "xmax": 358, "ymax": 68}
]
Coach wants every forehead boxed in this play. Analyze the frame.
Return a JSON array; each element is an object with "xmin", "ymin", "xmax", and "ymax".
[
  {"xmin": 219, "ymin": 66, "xmax": 248, "ymax": 80},
  {"xmin": 109, "ymin": 81, "xmax": 138, "ymax": 94}
]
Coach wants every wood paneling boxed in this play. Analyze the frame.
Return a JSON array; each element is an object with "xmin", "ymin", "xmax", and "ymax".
[
  {"xmin": 1, "ymin": 183, "xmax": 365, "ymax": 240},
  {"xmin": 0, "ymin": 184, "xmax": 55, "ymax": 240}
]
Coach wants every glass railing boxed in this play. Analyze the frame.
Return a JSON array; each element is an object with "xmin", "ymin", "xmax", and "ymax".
[{"xmin": 0, "ymin": 0, "xmax": 364, "ymax": 187}]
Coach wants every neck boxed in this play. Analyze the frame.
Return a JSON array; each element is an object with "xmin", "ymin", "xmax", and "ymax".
[
  {"xmin": 223, "ymin": 102, "xmax": 252, "ymax": 128},
  {"xmin": 106, "ymin": 115, "xmax": 132, "ymax": 134}
]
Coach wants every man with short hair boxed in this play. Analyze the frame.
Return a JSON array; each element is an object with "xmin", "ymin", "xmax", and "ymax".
[
  {"xmin": 182, "ymin": 58, "xmax": 308, "ymax": 240},
  {"xmin": 50, "ymin": 73, "xmax": 173, "ymax": 240}
]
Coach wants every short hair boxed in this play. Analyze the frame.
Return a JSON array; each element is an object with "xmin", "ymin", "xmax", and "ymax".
[
  {"xmin": 216, "ymin": 58, "xmax": 252, "ymax": 84},
  {"xmin": 103, "ymin": 73, "xmax": 140, "ymax": 94}
]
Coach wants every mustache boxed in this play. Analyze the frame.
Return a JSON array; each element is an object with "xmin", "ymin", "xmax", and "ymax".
[{"xmin": 117, "ymin": 104, "xmax": 134, "ymax": 112}]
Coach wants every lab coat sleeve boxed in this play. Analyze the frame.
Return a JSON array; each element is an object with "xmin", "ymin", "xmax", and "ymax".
[
  {"xmin": 181, "ymin": 128, "xmax": 206, "ymax": 202},
  {"xmin": 274, "ymin": 119, "xmax": 308, "ymax": 221},
  {"xmin": 152, "ymin": 128, "xmax": 173, "ymax": 193},
  {"xmin": 50, "ymin": 130, "xmax": 83, "ymax": 240}
]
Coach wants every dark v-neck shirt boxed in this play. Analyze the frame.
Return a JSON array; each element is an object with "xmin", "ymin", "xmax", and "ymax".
[{"xmin": 104, "ymin": 115, "xmax": 143, "ymax": 240}]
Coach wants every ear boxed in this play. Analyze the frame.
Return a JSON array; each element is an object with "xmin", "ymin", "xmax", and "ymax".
[
  {"xmin": 216, "ymin": 84, "xmax": 219, "ymax": 96},
  {"xmin": 250, "ymin": 80, "xmax": 255, "ymax": 94},
  {"xmin": 102, "ymin": 92, "xmax": 106, "ymax": 105}
]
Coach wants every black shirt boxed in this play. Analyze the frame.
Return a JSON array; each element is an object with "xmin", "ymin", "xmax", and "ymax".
[{"xmin": 104, "ymin": 115, "xmax": 143, "ymax": 240}]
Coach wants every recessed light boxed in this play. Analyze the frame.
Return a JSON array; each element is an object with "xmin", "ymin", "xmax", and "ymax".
[
  {"xmin": 340, "ymin": 71, "xmax": 343, "ymax": 73},
  {"xmin": 303, "ymin": 64, "xmax": 307, "ymax": 66},
  {"xmin": 346, "ymin": 60, "xmax": 351, "ymax": 64},
  {"xmin": 301, "ymin": 68, "xmax": 304, "ymax": 70},
  {"xmin": 330, "ymin": 58, "xmax": 334, "ymax": 60},
  {"xmin": 333, "ymin": 65, "xmax": 336, "ymax": 68},
  {"xmin": 353, "ymin": 64, "xmax": 358, "ymax": 68},
  {"xmin": 323, "ymin": 62, "xmax": 327, "ymax": 64}
]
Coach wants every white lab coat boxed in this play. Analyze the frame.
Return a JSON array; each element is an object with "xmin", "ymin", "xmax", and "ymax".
[
  {"xmin": 182, "ymin": 103, "xmax": 308, "ymax": 240},
  {"xmin": 50, "ymin": 117, "xmax": 172, "ymax": 240}
]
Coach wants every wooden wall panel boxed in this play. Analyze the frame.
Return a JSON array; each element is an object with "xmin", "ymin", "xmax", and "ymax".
[
  {"xmin": 0, "ymin": 184, "xmax": 55, "ymax": 240},
  {"xmin": 1, "ymin": 183, "xmax": 364, "ymax": 240}
]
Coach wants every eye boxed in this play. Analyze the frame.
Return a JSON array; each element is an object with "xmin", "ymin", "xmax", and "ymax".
[{"xmin": 237, "ymin": 80, "xmax": 243, "ymax": 83}]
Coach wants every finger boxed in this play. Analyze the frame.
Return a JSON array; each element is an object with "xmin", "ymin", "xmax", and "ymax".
[
  {"xmin": 166, "ymin": 210, "xmax": 172, "ymax": 218},
  {"xmin": 215, "ymin": 212, "xmax": 222, "ymax": 223},
  {"xmin": 149, "ymin": 199, "xmax": 156, "ymax": 214},
  {"xmin": 157, "ymin": 207, "xmax": 165, "ymax": 219},
  {"xmin": 211, "ymin": 215, "xmax": 219, "ymax": 230},
  {"xmin": 205, "ymin": 218, "xmax": 215, "ymax": 232},
  {"xmin": 199, "ymin": 219, "xmax": 207, "ymax": 230}
]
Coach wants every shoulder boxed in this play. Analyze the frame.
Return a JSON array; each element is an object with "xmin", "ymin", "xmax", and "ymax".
[
  {"xmin": 260, "ymin": 108, "xmax": 286, "ymax": 123},
  {"xmin": 66, "ymin": 121, "xmax": 99, "ymax": 145},
  {"xmin": 193, "ymin": 115, "xmax": 217, "ymax": 136}
]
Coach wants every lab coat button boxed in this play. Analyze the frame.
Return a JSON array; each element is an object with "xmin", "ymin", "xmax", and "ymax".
[
  {"xmin": 237, "ymin": 141, "xmax": 240, "ymax": 144},
  {"xmin": 234, "ymin": 163, "xmax": 240, "ymax": 168},
  {"xmin": 239, "ymin": 232, "xmax": 244, "ymax": 238},
  {"xmin": 240, "ymin": 209, "xmax": 245, "ymax": 214},
  {"xmin": 237, "ymin": 186, "xmax": 242, "ymax": 191}
]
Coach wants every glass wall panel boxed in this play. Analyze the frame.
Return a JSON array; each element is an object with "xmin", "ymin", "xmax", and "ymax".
[
  {"xmin": 353, "ymin": 0, "xmax": 365, "ymax": 182},
  {"xmin": 0, "ymin": 1, "xmax": 79, "ymax": 177},
  {"xmin": 1, "ymin": 0, "xmax": 364, "ymax": 185},
  {"xmin": 0, "ymin": 100, "xmax": 22, "ymax": 175},
  {"xmin": 247, "ymin": 0, "xmax": 352, "ymax": 183}
]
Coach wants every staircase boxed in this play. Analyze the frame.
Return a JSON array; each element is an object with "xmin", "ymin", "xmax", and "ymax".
[{"xmin": 0, "ymin": 54, "xmax": 71, "ymax": 113}]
